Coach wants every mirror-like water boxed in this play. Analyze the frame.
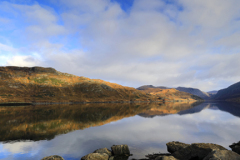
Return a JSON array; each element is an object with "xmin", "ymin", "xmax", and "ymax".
[{"xmin": 0, "ymin": 101, "xmax": 240, "ymax": 160}]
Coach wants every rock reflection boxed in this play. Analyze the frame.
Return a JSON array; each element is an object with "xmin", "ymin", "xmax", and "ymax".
[{"xmin": 0, "ymin": 102, "xmax": 201, "ymax": 142}]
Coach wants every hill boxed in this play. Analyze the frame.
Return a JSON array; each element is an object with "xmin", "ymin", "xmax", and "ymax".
[
  {"xmin": 176, "ymin": 87, "xmax": 210, "ymax": 99},
  {"xmin": 0, "ymin": 66, "xmax": 153, "ymax": 103},
  {"xmin": 214, "ymin": 81, "xmax": 240, "ymax": 102},
  {"xmin": 207, "ymin": 90, "xmax": 218, "ymax": 98},
  {"xmin": 0, "ymin": 66, "xmax": 203, "ymax": 103},
  {"xmin": 137, "ymin": 85, "xmax": 169, "ymax": 90},
  {"xmin": 137, "ymin": 87, "xmax": 203, "ymax": 102}
]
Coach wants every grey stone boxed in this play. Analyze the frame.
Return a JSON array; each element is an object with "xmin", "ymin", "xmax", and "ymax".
[
  {"xmin": 166, "ymin": 141, "xmax": 190, "ymax": 154},
  {"xmin": 172, "ymin": 143, "xmax": 227, "ymax": 160},
  {"xmin": 109, "ymin": 156, "xmax": 129, "ymax": 160},
  {"xmin": 81, "ymin": 153, "xmax": 109, "ymax": 160},
  {"xmin": 155, "ymin": 155, "xmax": 178, "ymax": 160},
  {"xmin": 111, "ymin": 144, "xmax": 130, "ymax": 156},
  {"xmin": 41, "ymin": 155, "xmax": 64, "ymax": 160},
  {"xmin": 203, "ymin": 150, "xmax": 240, "ymax": 160},
  {"xmin": 230, "ymin": 141, "xmax": 240, "ymax": 155},
  {"xmin": 93, "ymin": 148, "xmax": 112, "ymax": 156}
]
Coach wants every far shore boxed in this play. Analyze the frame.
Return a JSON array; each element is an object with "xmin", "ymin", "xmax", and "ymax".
[{"xmin": 0, "ymin": 99, "xmax": 204, "ymax": 106}]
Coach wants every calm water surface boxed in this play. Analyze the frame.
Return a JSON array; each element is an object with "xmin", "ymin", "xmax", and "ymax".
[{"xmin": 0, "ymin": 102, "xmax": 240, "ymax": 159}]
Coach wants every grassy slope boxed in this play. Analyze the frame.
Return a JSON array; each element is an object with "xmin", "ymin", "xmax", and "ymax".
[
  {"xmin": 138, "ymin": 88, "xmax": 203, "ymax": 102},
  {"xmin": 0, "ymin": 66, "xmax": 152, "ymax": 103},
  {"xmin": 0, "ymin": 66, "xmax": 202, "ymax": 103}
]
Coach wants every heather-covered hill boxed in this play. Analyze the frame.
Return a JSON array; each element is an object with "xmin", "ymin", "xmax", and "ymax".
[
  {"xmin": 0, "ymin": 66, "xmax": 152, "ymax": 103},
  {"xmin": 137, "ymin": 87, "xmax": 203, "ymax": 102},
  {"xmin": 214, "ymin": 81, "xmax": 240, "ymax": 102}
]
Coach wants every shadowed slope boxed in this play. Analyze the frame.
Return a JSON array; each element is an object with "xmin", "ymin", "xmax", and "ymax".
[
  {"xmin": 176, "ymin": 87, "xmax": 210, "ymax": 99},
  {"xmin": 215, "ymin": 81, "xmax": 240, "ymax": 102}
]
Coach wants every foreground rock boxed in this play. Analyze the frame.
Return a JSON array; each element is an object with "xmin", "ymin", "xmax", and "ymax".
[
  {"xmin": 108, "ymin": 155, "xmax": 129, "ymax": 160},
  {"xmin": 41, "ymin": 155, "xmax": 64, "ymax": 160},
  {"xmin": 230, "ymin": 141, "xmax": 240, "ymax": 155},
  {"xmin": 166, "ymin": 141, "xmax": 190, "ymax": 154},
  {"xmin": 111, "ymin": 144, "xmax": 130, "ymax": 156},
  {"xmin": 172, "ymin": 142, "xmax": 227, "ymax": 160},
  {"xmin": 41, "ymin": 141, "xmax": 240, "ymax": 160},
  {"xmin": 203, "ymin": 150, "xmax": 240, "ymax": 160},
  {"xmin": 81, "ymin": 153, "xmax": 109, "ymax": 160},
  {"xmin": 94, "ymin": 148, "xmax": 112, "ymax": 157},
  {"xmin": 81, "ymin": 144, "xmax": 130, "ymax": 160},
  {"xmin": 155, "ymin": 155, "xmax": 177, "ymax": 160}
]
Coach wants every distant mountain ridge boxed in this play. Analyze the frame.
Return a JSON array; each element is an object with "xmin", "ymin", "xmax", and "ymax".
[
  {"xmin": 137, "ymin": 81, "xmax": 240, "ymax": 102},
  {"xmin": 136, "ymin": 85, "xmax": 203, "ymax": 101},
  {"xmin": 214, "ymin": 81, "xmax": 240, "ymax": 102},
  {"xmin": 138, "ymin": 85, "xmax": 210, "ymax": 100},
  {"xmin": 176, "ymin": 87, "xmax": 210, "ymax": 100}
]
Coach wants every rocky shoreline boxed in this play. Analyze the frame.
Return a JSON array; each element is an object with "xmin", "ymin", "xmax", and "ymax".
[{"xmin": 41, "ymin": 141, "xmax": 240, "ymax": 160}]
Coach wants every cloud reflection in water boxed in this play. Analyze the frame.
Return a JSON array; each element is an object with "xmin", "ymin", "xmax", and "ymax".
[{"xmin": 1, "ymin": 102, "xmax": 240, "ymax": 159}]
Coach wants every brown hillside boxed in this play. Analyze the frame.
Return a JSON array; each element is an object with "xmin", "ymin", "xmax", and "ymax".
[
  {"xmin": 0, "ymin": 66, "xmax": 202, "ymax": 103},
  {"xmin": 140, "ymin": 88, "xmax": 203, "ymax": 102},
  {"xmin": 0, "ymin": 66, "xmax": 153, "ymax": 103}
]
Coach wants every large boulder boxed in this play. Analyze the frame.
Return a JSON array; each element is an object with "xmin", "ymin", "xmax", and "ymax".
[
  {"xmin": 111, "ymin": 145, "xmax": 130, "ymax": 156},
  {"xmin": 93, "ymin": 148, "xmax": 112, "ymax": 156},
  {"xmin": 172, "ymin": 143, "xmax": 227, "ymax": 160},
  {"xmin": 81, "ymin": 153, "xmax": 109, "ymax": 160},
  {"xmin": 166, "ymin": 141, "xmax": 190, "ymax": 154},
  {"xmin": 203, "ymin": 150, "xmax": 240, "ymax": 160},
  {"xmin": 41, "ymin": 155, "xmax": 64, "ymax": 160},
  {"xmin": 108, "ymin": 155, "xmax": 129, "ymax": 160},
  {"xmin": 229, "ymin": 141, "xmax": 240, "ymax": 155},
  {"xmin": 155, "ymin": 155, "xmax": 178, "ymax": 160}
]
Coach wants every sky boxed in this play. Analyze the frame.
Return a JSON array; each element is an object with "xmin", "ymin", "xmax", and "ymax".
[{"xmin": 0, "ymin": 0, "xmax": 240, "ymax": 91}]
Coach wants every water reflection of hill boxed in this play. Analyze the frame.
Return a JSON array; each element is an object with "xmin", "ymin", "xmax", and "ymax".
[
  {"xmin": 178, "ymin": 102, "xmax": 240, "ymax": 118},
  {"xmin": 177, "ymin": 103, "xmax": 211, "ymax": 115},
  {"xmin": 211, "ymin": 102, "xmax": 240, "ymax": 118},
  {"xmin": 138, "ymin": 101, "xmax": 202, "ymax": 118},
  {"xmin": 0, "ymin": 102, "xmax": 200, "ymax": 142}
]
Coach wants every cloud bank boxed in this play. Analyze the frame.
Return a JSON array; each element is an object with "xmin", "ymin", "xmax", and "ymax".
[{"xmin": 0, "ymin": 0, "xmax": 240, "ymax": 91}]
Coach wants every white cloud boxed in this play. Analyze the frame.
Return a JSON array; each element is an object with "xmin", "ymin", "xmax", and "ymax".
[
  {"xmin": 1, "ymin": 0, "xmax": 240, "ymax": 91},
  {"xmin": 0, "ymin": 43, "xmax": 17, "ymax": 53},
  {"xmin": 6, "ymin": 55, "xmax": 42, "ymax": 67},
  {"xmin": 2, "ymin": 141, "xmax": 39, "ymax": 154}
]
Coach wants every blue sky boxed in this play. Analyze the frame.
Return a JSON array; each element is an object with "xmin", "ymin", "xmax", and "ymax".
[{"xmin": 1, "ymin": 0, "xmax": 240, "ymax": 91}]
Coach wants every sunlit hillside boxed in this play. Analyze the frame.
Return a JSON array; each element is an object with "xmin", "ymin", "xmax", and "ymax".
[
  {"xmin": 0, "ymin": 66, "xmax": 201, "ymax": 103},
  {"xmin": 139, "ymin": 88, "xmax": 203, "ymax": 102},
  {"xmin": 0, "ymin": 66, "xmax": 151, "ymax": 103}
]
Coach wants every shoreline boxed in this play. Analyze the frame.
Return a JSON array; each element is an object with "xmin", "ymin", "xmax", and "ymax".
[{"xmin": 0, "ymin": 100, "xmax": 202, "ymax": 106}]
